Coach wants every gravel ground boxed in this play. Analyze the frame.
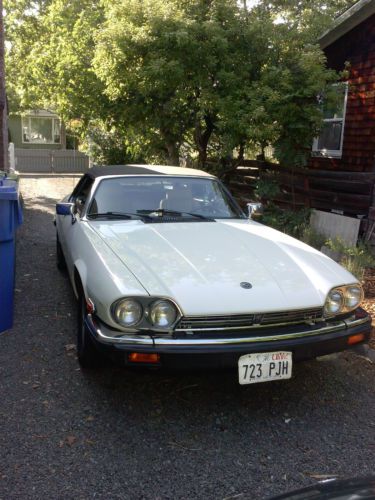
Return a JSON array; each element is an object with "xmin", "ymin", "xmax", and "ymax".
[{"xmin": 1, "ymin": 175, "xmax": 375, "ymax": 500}]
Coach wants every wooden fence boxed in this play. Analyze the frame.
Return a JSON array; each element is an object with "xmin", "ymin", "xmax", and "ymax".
[
  {"xmin": 228, "ymin": 159, "xmax": 375, "ymax": 217},
  {"xmin": 15, "ymin": 148, "xmax": 89, "ymax": 173}
]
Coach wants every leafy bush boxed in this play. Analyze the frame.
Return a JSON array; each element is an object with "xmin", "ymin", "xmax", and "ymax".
[
  {"xmin": 259, "ymin": 204, "xmax": 311, "ymax": 239},
  {"xmin": 300, "ymin": 226, "xmax": 327, "ymax": 250},
  {"xmin": 325, "ymin": 238, "xmax": 375, "ymax": 280},
  {"xmin": 254, "ymin": 178, "xmax": 280, "ymax": 201}
]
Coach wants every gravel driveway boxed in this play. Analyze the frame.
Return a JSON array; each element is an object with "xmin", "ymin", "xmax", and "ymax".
[{"xmin": 1, "ymin": 174, "xmax": 375, "ymax": 500}]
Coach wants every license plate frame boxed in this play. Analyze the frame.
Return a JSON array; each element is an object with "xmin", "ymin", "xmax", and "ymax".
[{"xmin": 238, "ymin": 351, "xmax": 292, "ymax": 385}]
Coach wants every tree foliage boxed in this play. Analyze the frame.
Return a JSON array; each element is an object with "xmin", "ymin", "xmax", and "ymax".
[{"xmin": 5, "ymin": 0, "xmax": 352, "ymax": 171}]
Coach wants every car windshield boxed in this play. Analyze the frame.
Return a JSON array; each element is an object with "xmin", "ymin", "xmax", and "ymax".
[{"xmin": 87, "ymin": 176, "xmax": 244, "ymax": 220}]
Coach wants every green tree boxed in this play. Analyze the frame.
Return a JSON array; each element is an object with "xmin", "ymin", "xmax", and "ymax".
[
  {"xmin": 253, "ymin": 0, "xmax": 357, "ymax": 41},
  {"xmin": 5, "ymin": 0, "xmax": 347, "ymax": 170}
]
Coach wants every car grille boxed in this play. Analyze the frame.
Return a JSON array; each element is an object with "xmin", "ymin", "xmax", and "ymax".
[{"xmin": 175, "ymin": 307, "xmax": 324, "ymax": 331}]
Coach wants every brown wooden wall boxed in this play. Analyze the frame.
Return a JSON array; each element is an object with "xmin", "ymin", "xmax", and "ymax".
[{"xmin": 310, "ymin": 13, "xmax": 375, "ymax": 173}]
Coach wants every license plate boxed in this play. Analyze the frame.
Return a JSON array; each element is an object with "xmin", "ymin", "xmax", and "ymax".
[{"xmin": 238, "ymin": 351, "xmax": 292, "ymax": 385}]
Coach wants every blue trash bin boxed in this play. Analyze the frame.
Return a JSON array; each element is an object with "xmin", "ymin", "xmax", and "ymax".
[{"xmin": 0, "ymin": 175, "xmax": 23, "ymax": 333}]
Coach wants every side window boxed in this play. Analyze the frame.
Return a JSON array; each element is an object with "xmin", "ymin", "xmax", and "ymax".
[
  {"xmin": 70, "ymin": 176, "xmax": 94, "ymax": 215},
  {"xmin": 312, "ymin": 82, "xmax": 348, "ymax": 159}
]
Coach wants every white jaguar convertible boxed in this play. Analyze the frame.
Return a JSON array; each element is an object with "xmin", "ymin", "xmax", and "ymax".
[{"xmin": 55, "ymin": 165, "xmax": 371, "ymax": 384}]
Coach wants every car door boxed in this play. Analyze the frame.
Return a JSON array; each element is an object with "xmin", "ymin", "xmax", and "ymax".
[{"xmin": 58, "ymin": 175, "xmax": 94, "ymax": 274}]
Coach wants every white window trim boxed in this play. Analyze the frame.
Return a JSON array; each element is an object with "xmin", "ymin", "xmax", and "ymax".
[
  {"xmin": 21, "ymin": 115, "xmax": 62, "ymax": 145},
  {"xmin": 312, "ymin": 82, "xmax": 348, "ymax": 159}
]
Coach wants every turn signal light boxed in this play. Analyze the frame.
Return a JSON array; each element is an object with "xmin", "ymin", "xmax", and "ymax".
[
  {"xmin": 128, "ymin": 353, "xmax": 160, "ymax": 364},
  {"xmin": 347, "ymin": 333, "xmax": 365, "ymax": 345}
]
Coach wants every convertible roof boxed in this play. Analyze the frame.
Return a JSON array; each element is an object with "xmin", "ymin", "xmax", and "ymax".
[{"xmin": 86, "ymin": 164, "xmax": 213, "ymax": 179}]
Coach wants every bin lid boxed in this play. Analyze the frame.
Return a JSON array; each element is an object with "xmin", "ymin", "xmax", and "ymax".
[
  {"xmin": 0, "ymin": 178, "xmax": 19, "ymax": 200},
  {"xmin": 0, "ymin": 171, "xmax": 18, "ymax": 182}
]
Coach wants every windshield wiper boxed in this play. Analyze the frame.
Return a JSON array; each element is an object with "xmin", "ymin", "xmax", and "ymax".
[
  {"xmin": 88, "ymin": 211, "xmax": 152, "ymax": 221},
  {"xmin": 137, "ymin": 209, "xmax": 214, "ymax": 221}
]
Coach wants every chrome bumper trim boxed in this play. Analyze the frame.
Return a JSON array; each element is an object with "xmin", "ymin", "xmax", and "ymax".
[
  {"xmin": 87, "ymin": 314, "xmax": 370, "ymax": 347},
  {"xmin": 87, "ymin": 315, "xmax": 154, "ymax": 346}
]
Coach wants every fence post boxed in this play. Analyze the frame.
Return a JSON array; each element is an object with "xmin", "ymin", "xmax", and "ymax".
[
  {"xmin": 303, "ymin": 174, "xmax": 310, "ymax": 208},
  {"xmin": 8, "ymin": 142, "xmax": 15, "ymax": 173}
]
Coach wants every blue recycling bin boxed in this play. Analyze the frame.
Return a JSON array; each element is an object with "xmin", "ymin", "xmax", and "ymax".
[{"xmin": 0, "ymin": 174, "xmax": 23, "ymax": 333}]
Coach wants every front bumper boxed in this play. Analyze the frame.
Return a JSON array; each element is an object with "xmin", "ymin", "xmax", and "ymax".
[{"xmin": 85, "ymin": 309, "xmax": 372, "ymax": 369}]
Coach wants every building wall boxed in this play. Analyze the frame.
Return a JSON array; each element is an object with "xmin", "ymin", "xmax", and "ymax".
[
  {"xmin": 8, "ymin": 115, "xmax": 66, "ymax": 150},
  {"xmin": 310, "ymin": 13, "xmax": 375, "ymax": 173}
]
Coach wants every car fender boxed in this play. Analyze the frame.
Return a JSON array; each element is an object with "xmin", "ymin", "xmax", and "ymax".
[
  {"xmin": 69, "ymin": 222, "xmax": 149, "ymax": 328},
  {"xmin": 72, "ymin": 259, "xmax": 88, "ymax": 299}
]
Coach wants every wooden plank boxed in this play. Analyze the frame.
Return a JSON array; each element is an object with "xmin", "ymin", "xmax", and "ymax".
[
  {"xmin": 284, "ymin": 185, "xmax": 371, "ymax": 209},
  {"xmin": 230, "ymin": 181, "xmax": 257, "ymax": 191},
  {"xmin": 257, "ymin": 163, "xmax": 375, "ymax": 181},
  {"xmin": 308, "ymin": 178, "xmax": 372, "ymax": 195},
  {"xmin": 309, "ymin": 198, "xmax": 368, "ymax": 215},
  {"xmin": 270, "ymin": 174, "xmax": 372, "ymax": 195}
]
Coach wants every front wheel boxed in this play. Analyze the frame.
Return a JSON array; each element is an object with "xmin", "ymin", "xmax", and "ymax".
[{"xmin": 77, "ymin": 294, "xmax": 103, "ymax": 369}]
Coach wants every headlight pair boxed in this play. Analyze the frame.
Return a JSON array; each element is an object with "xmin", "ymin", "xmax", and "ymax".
[
  {"xmin": 324, "ymin": 284, "xmax": 363, "ymax": 317},
  {"xmin": 112, "ymin": 298, "xmax": 179, "ymax": 330}
]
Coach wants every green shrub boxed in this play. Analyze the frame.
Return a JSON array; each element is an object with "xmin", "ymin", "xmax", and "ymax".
[
  {"xmin": 325, "ymin": 238, "xmax": 375, "ymax": 280},
  {"xmin": 259, "ymin": 204, "xmax": 311, "ymax": 239},
  {"xmin": 254, "ymin": 178, "xmax": 280, "ymax": 201},
  {"xmin": 300, "ymin": 226, "xmax": 327, "ymax": 250}
]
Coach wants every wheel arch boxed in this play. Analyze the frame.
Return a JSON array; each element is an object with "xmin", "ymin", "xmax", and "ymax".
[{"xmin": 73, "ymin": 260, "xmax": 88, "ymax": 299}]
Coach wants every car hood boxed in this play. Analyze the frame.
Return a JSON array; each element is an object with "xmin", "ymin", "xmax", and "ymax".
[{"xmin": 90, "ymin": 219, "xmax": 356, "ymax": 316}]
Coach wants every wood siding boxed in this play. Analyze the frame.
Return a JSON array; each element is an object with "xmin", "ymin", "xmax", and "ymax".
[{"xmin": 311, "ymin": 13, "xmax": 375, "ymax": 173}]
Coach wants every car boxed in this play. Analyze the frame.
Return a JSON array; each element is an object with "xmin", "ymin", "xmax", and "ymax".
[
  {"xmin": 55, "ymin": 164, "xmax": 371, "ymax": 383},
  {"xmin": 268, "ymin": 476, "xmax": 375, "ymax": 499}
]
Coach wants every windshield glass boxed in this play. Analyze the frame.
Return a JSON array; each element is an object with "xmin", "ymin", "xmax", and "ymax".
[{"xmin": 87, "ymin": 176, "xmax": 244, "ymax": 220}]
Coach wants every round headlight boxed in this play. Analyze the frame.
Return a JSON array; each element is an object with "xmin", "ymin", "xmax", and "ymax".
[
  {"xmin": 324, "ymin": 289, "xmax": 344, "ymax": 316},
  {"xmin": 344, "ymin": 285, "xmax": 363, "ymax": 309},
  {"xmin": 113, "ymin": 299, "xmax": 143, "ymax": 327},
  {"xmin": 150, "ymin": 300, "xmax": 177, "ymax": 328}
]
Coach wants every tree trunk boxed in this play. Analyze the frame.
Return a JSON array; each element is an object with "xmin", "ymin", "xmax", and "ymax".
[
  {"xmin": 194, "ymin": 115, "xmax": 214, "ymax": 170},
  {"xmin": 0, "ymin": 0, "xmax": 7, "ymax": 172},
  {"xmin": 166, "ymin": 142, "xmax": 179, "ymax": 166},
  {"xmin": 220, "ymin": 142, "xmax": 245, "ymax": 183}
]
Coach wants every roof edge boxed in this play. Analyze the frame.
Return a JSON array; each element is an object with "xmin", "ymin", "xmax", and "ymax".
[{"xmin": 319, "ymin": 0, "xmax": 375, "ymax": 49}]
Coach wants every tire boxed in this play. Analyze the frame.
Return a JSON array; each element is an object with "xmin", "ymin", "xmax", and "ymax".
[
  {"xmin": 56, "ymin": 234, "xmax": 67, "ymax": 271},
  {"xmin": 77, "ymin": 293, "xmax": 103, "ymax": 369}
]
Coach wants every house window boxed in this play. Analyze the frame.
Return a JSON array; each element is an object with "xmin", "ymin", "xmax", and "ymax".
[
  {"xmin": 22, "ymin": 115, "xmax": 61, "ymax": 144},
  {"xmin": 312, "ymin": 83, "xmax": 348, "ymax": 159}
]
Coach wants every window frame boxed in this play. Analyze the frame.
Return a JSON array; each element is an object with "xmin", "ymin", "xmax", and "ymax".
[
  {"xmin": 21, "ymin": 114, "xmax": 62, "ymax": 145},
  {"xmin": 312, "ymin": 82, "xmax": 348, "ymax": 159}
]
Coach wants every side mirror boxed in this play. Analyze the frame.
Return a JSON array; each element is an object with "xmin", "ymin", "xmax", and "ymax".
[
  {"xmin": 247, "ymin": 202, "xmax": 264, "ymax": 219},
  {"xmin": 56, "ymin": 202, "xmax": 76, "ymax": 224},
  {"xmin": 56, "ymin": 202, "xmax": 74, "ymax": 216}
]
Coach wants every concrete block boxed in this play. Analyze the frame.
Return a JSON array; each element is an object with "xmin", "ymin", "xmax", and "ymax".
[{"xmin": 310, "ymin": 209, "xmax": 360, "ymax": 246}]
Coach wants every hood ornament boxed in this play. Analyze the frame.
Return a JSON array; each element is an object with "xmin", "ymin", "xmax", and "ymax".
[{"xmin": 240, "ymin": 282, "xmax": 252, "ymax": 289}]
